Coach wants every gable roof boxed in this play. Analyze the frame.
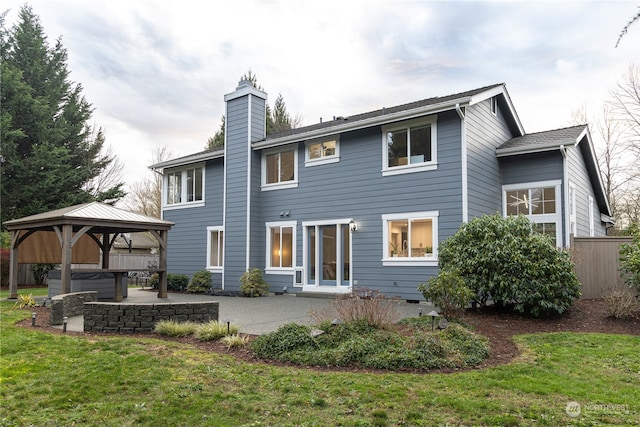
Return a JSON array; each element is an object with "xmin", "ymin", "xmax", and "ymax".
[
  {"xmin": 254, "ymin": 83, "xmax": 524, "ymax": 149},
  {"xmin": 4, "ymin": 202, "xmax": 173, "ymax": 232},
  {"xmin": 497, "ymin": 125, "xmax": 612, "ymax": 219}
]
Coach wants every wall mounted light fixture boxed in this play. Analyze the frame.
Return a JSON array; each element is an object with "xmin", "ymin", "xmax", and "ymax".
[{"xmin": 349, "ymin": 220, "xmax": 357, "ymax": 233}]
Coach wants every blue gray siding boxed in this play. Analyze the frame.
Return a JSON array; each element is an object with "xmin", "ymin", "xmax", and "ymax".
[
  {"xmin": 256, "ymin": 111, "xmax": 464, "ymax": 300},
  {"xmin": 466, "ymin": 98, "xmax": 514, "ymax": 218},
  {"xmin": 499, "ymin": 151, "xmax": 563, "ymax": 185},
  {"xmin": 567, "ymin": 144, "xmax": 607, "ymax": 236},
  {"xmin": 164, "ymin": 159, "xmax": 224, "ymax": 285}
]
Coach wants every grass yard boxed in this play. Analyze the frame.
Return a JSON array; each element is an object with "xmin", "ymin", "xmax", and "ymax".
[{"xmin": 1, "ymin": 301, "xmax": 639, "ymax": 426}]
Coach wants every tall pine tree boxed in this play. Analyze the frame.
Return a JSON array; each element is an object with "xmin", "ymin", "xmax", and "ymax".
[{"xmin": 0, "ymin": 6, "xmax": 125, "ymax": 225}]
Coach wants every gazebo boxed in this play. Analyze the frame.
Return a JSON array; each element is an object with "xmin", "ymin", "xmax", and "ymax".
[{"xmin": 4, "ymin": 202, "xmax": 173, "ymax": 300}]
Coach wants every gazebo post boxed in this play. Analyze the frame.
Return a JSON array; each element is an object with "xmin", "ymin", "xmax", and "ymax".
[
  {"xmin": 60, "ymin": 224, "xmax": 73, "ymax": 294},
  {"xmin": 8, "ymin": 231, "xmax": 19, "ymax": 299},
  {"xmin": 158, "ymin": 230, "xmax": 168, "ymax": 299}
]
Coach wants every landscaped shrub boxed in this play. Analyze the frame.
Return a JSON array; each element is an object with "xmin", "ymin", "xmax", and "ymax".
[
  {"xmin": 187, "ymin": 270, "xmax": 211, "ymax": 293},
  {"xmin": 167, "ymin": 273, "xmax": 189, "ymax": 291},
  {"xmin": 195, "ymin": 320, "xmax": 239, "ymax": 341},
  {"xmin": 154, "ymin": 319, "xmax": 199, "ymax": 337},
  {"xmin": 309, "ymin": 288, "xmax": 400, "ymax": 328},
  {"xmin": 149, "ymin": 273, "xmax": 160, "ymax": 289},
  {"xmin": 619, "ymin": 224, "xmax": 640, "ymax": 294},
  {"xmin": 249, "ymin": 319, "xmax": 489, "ymax": 370},
  {"xmin": 30, "ymin": 264, "xmax": 57, "ymax": 285},
  {"xmin": 603, "ymin": 287, "xmax": 640, "ymax": 319},
  {"xmin": 221, "ymin": 334, "xmax": 250, "ymax": 350},
  {"xmin": 418, "ymin": 270, "xmax": 473, "ymax": 320},
  {"xmin": 438, "ymin": 214, "xmax": 581, "ymax": 317},
  {"xmin": 239, "ymin": 268, "xmax": 269, "ymax": 297},
  {"xmin": 14, "ymin": 294, "xmax": 37, "ymax": 309}
]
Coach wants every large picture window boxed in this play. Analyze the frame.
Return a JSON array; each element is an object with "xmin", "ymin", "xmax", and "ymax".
[
  {"xmin": 382, "ymin": 211, "xmax": 439, "ymax": 266},
  {"xmin": 266, "ymin": 221, "xmax": 296, "ymax": 271},
  {"xmin": 382, "ymin": 117, "xmax": 437, "ymax": 176},
  {"xmin": 503, "ymin": 181, "xmax": 562, "ymax": 245},
  {"xmin": 262, "ymin": 147, "xmax": 298, "ymax": 190},
  {"xmin": 165, "ymin": 165, "xmax": 204, "ymax": 207},
  {"xmin": 206, "ymin": 226, "xmax": 223, "ymax": 269}
]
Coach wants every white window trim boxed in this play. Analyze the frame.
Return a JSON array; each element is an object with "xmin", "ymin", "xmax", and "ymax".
[
  {"xmin": 163, "ymin": 163, "xmax": 206, "ymax": 210},
  {"xmin": 382, "ymin": 211, "xmax": 439, "ymax": 267},
  {"xmin": 301, "ymin": 218, "xmax": 354, "ymax": 289},
  {"xmin": 304, "ymin": 136, "xmax": 340, "ymax": 167},
  {"xmin": 381, "ymin": 116, "xmax": 438, "ymax": 177},
  {"xmin": 502, "ymin": 180, "xmax": 562, "ymax": 245},
  {"xmin": 569, "ymin": 183, "xmax": 577, "ymax": 236},
  {"xmin": 261, "ymin": 146, "xmax": 299, "ymax": 191},
  {"xmin": 206, "ymin": 226, "xmax": 224, "ymax": 272},
  {"xmin": 589, "ymin": 195, "xmax": 595, "ymax": 237},
  {"xmin": 265, "ymin": 220, "xmax": 297, "ymax": 274}
]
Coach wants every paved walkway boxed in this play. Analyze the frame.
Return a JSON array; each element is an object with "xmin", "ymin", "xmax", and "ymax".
[{"xmin": 50, "ymin": 288, "xmax": 433, "ymax": 335}]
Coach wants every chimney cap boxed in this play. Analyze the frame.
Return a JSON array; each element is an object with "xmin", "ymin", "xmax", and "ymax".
[{"xmin": 237, "ymin": 79, "xmax": 254, "ymax": 90}]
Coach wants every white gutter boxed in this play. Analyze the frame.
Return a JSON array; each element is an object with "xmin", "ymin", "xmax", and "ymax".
[{"xmin": 455, "ymin": 103, "xmax": 468, "ymax": 223}]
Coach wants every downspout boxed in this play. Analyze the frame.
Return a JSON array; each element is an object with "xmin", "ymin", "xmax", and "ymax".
[
  {"xmin": 559, "ymin": 144, "xmax": 569, "ymax": 247},
  {"xmin": 221, "ymin": 104, "xmax": 228, "ymax": 289},
  {"xmin": 246, "ymin": 95, "xmax": 252, "ymax": 272},
  {"xmin": 456, "ymin": 103, "xmax": 468, "ymax": 223}
]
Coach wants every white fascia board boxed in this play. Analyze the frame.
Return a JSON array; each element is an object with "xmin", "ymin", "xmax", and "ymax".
[
  {"xmin": 495, "ymin": 143, "xmax": 575, "ymax": 157},
  {"xmin": 252, "ymin": 99, "xmax": 474, "ymax": 150},
  {"xmin": 150, "ymin": 150, "xmax": 223, "ymax": 172},
  {"xmin": 575, "ymin": 126, "xmax": 613, "ymax": 216},
  {"xmin": 469, "ymin": 84, "xmax": 525, "ymax": 136}
]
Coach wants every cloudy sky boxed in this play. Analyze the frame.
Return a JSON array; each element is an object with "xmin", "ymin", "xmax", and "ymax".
[{"xmin": 3, "ymin": 0, "xmax": 639, "ymax": 190}]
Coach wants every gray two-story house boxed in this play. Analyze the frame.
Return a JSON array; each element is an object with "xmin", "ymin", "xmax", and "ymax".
[{"xmin": 152, "ymin": 80, "xmax": 612, "ymax": 301}]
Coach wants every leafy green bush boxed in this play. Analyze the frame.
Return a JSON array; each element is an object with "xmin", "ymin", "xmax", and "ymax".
[
  {"xmin": 149, "ymin": 273, "xmax": 160, "ymax": 289},
  {"xmin": 153, "ymin": 319, "xmax": 198, "ymax": 337},
  {"xmin": 619, "ymin": 224, "xmax": 640, "ymax": 293},
  {"xmin": 239, "ymin": 268, "xmax": 269, "ymax": 297},
  {"xmin": 438, "ymin": 214, "xmax": 581, "ymax": 317},
  {"xmin": 195, "ymin": 320, "xmax": 239, "ymax": 341},
  {"xmin": 167, "ymin": 273, "xmax": 189, "ymax": 291},
  {"xmin": 187, "ymin": 270, "xmax": 211, "ymax": 293},
  {"xmin": 249, "ymin": 320, "xmax": 489, "ymax": 370},
  {"xmin": 30, "ymin": 264, "xmax": 57, "ymax": 285},
  {"xmin": 418, "ymin": 270, "xmax": 473, "ymax": 319}
]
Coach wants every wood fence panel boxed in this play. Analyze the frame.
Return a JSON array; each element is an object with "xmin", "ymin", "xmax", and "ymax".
[{"xmin": 571, "ymin": 236, "xmax": 632, "ymax": 299}]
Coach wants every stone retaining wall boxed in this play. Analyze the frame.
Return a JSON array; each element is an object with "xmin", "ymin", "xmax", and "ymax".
[
  {"xmin": 83, "ymin": 302, "xmax": 219, "ymax": 333},
  {"xmin": 51, "ymin": 291, "xmax": 98, "ymax": 325}
]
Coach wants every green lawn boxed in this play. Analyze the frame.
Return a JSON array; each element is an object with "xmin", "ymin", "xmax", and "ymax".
[{"xmin": 1, "ymin": 301, "xmax": 638, "ymax": 426}]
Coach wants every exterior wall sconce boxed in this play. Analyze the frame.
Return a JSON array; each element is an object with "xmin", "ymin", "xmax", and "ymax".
[{"xmin": 349, "ymin": 220, "xmax": 357, "ymax": 233}]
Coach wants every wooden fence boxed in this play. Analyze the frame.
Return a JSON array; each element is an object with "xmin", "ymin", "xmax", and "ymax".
[{"xmin": 571, "ymin": 236, "xmax": 633, "ymax": 299}]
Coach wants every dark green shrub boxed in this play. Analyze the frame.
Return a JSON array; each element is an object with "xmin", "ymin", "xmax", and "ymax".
[
  {"xmin": 619, "ymin": 224, "xmax": 640, "ymax": 294},
  {"xmin": 438, "ymin": 214, "xmax": 581, "ymax": 317},
  {"xmin": 167, "ymin": 273, "xmax": 189, "ymax": 291},
  {"xmin": 418, "ymin": 270, "xmax": 473, "ymax": 319},
  {"xmin": 187, "ymin": 270, "xmax": 211, "ymax": 293},
  {"xmin": 239, "ymin": 268, "xmax": 269, "ymax": 297},
  {"xmin": 250, "ymin": 323, "xmax": 315, "ymax": 360},
  {"xmin": 30, "ymin": 264, "xmax": 57, "ymax": 285},
  {"xmin": 149, "ymin": 273, "xmax": 160, "ymax": 289}
]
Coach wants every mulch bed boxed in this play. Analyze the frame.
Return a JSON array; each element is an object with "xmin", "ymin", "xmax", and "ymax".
[{"xmin": 13, "ymin": 299, "xmax": 640, "ymax": 374}]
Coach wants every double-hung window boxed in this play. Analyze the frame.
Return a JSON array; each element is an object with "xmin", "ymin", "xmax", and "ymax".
[
  {"xmin": 503, "ymin": 180, "xmax": 562, "ymax": 245},
  {"xmin": 262, "ymin": 146, "xmax": 298, "ymax": 190},
  {"xmin": 305, "ymin": 137, "xmax": 339, "ymax": 166},
  {"xmin": 206, "ymin": 226, "xmax": 223, "ymax": 270},
  {"xmin": 165, "ymin": 165, "xmax": 204, "ymax": 207},
  {"xmin": 382, "ymin": 211, "xmax": 439, "ymax": 266},
  {"xmin": 266, "ymin": 221, "xmax": 296, "ymax": 272},
  {"xmin": 382, "ymin": 116, "xmax": 437, "ymax": 176}
]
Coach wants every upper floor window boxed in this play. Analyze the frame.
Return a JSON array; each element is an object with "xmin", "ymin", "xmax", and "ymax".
[
  {"xmin": 305, "ymin": 137, "xmax": 339, "ymax": 166},
  {"xmin": 165, "ymin": 165, "xmax": 204, "ymax": 207},
  {"xmin": 382, "ymin": 211, "xmax": 439, "ymax": 266},
  {"xmin": 262, "ymin": 146, "xmax": 298, "ymax": 190},
  {"xmin": 490, "ymin": 96, "xmax": 498, "ymax": 115},
  {"xmin": 382, "ymin": 116, "xmax": 437, "ymax": 176}
]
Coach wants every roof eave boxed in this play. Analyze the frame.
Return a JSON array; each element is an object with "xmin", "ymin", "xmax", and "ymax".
[
  {"xmin": 252, "ymin": 97, "xmax": 475, "ymax": 150},
  {"xmin": 496, "ymin": 143, "xmax": 573, "ymax": 157},
  {"xmin": 150, "ymin": 150, "xmax": 224, "ymax": 172}
]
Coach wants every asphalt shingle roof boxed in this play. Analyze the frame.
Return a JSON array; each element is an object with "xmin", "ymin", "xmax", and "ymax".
[{"xmin": 497, "ymin": 125, "xmax": 587, "ymax": 154}]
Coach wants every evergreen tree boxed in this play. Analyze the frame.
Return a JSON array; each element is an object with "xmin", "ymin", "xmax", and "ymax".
[
  {"xmin": 205, "ymin": 70, "xmax": 300, "ymax": 150},
  {"xmin": 0, "ymin": 6, "xmax": 125, "ymax": 225}
]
